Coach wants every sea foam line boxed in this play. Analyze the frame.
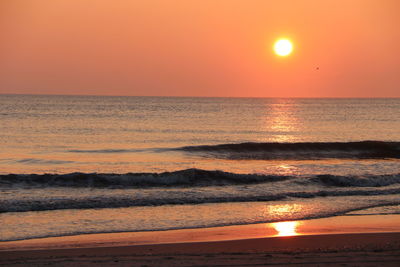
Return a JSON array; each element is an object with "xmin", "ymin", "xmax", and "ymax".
[{"xmin": 2, "ymin": 187, "xmax": 400, "ymax": 213}]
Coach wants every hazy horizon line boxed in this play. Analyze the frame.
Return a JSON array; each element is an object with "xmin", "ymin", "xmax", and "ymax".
[{"xmin": 1, "ymin": 93, "xmax": 399, "ymax": 99}]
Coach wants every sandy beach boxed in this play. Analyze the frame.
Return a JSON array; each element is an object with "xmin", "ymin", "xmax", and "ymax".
[
  {"xmin": 2, "ymin": 214, "xmax": 400, "ymax": 266},
  {"xmin": 1, "ymin": 233, "xmax": 400, "ymax": 266}
]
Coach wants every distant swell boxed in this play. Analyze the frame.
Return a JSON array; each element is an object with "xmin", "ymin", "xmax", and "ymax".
[
  {"xmin": 177, "ymin": 141, "xmax": 400, "ymax": 160},
  {"xmin": 68, "ymin": 148, "xmax": 148, "ymax": 153}
]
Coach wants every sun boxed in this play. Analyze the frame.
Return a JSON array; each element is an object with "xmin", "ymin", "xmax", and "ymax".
[{"xmin": 274, "ymin": 38, "xmax": 293, "ymax": 57}]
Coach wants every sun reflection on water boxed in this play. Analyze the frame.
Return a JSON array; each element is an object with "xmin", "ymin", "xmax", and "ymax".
[
  {"xmin": 263, "ymin": 100, "xmax": 301, "ymax": 143},
  {"xmin": 272, "ymin": 221, "xmax": 300, "ymax": 236},
  {"xmin": 264, "ymin": 204, "xmax": 303, "ymax": 236},
  {"xmin": 275, "ymin": 163, "xmax": 298, "ymax": 175},
  {"xmin": 265, "ymin": 203, "xmax": 303, "ymax": 217}
]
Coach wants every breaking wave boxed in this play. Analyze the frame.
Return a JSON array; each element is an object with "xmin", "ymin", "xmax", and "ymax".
[
  {"xmin": 1, "ymin": 169, "xmax": 400, "ymax": 213},
  {"xmin": 0, "ymin": 169, "xmax": 289, "ymax": 188},
  {"xmin": 177, "ymin": 141, "xmax": 400, "ymax": 160},
  {"xmin": 310, "ymin": 174, "xmax": 400, "ymax": 187},
  {"xmin": 1, "ymin": 169, "xmax": 400, "ymax": 189}
]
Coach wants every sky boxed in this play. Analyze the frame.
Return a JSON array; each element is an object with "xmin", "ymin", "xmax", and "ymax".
[{"xmin": 1, "ymin": 0, "xmax": 399, "ymax": 97}]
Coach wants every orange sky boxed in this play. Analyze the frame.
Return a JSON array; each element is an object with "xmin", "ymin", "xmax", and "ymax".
[{"xmin": 1, "ymin": 0, "xmax": 399, "ymax": 97}]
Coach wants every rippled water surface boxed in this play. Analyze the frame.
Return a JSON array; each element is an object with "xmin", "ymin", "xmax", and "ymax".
[{"xmin": 0, "ymin": 95, "xmax": 399, "ymax": 241}]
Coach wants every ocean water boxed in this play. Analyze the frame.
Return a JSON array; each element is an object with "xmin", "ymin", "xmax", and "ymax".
[{"xmin": 0, "ymin": 95, "xmax": 400, "ymax": 241}]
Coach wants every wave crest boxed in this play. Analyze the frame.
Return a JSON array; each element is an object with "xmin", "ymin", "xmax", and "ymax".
[
  {"xmin": 311, "ymin": 174, "xmax": 400, "ymax": 187},
  {"xmin": 177, "ymin": 141, "xmax": 400, "ymax": 160},
  {"xmin": 2, "ymin": 170, "xmax": 400, "ymax": 189},
  {"xmin": 0, "ymin": 169, "xmax": 289, "ymax": 188}
]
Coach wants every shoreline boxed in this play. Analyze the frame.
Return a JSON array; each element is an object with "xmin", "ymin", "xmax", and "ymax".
[
  {"xmin": 1, "ymin": 214, "xmax": 400, "ymax": 250},
  {"xmin": 1, "ymin": 234, "xmax": 400, "ymax": 266},
  {"xmin": 1, "ymin": 214, "xmax": 400, "ymax": 266}
]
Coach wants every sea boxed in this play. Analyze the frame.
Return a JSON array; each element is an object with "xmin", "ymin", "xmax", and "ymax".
[{"xmin": 1, "ymin": 95, "xmax": 399, "ymax": 241}]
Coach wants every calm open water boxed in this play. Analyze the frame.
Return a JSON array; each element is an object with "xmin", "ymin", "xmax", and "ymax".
[{"xmin": 1, "ymin": 95, "xmax": 399, "ymax": 241}]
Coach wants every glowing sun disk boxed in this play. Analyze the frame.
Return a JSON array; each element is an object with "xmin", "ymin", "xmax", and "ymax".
[{"xmin": 274, "ymin": 39, "xmax": 293, "ymax": 57}]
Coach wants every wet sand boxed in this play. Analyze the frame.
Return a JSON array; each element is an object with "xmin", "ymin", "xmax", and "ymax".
[
  {"xmin": 1, "ymin": 215, "xmax": 400, "ymax": 266},
  {"xmin": 1, "ymin": 233, "xmax": 400, "ymax": 266}
]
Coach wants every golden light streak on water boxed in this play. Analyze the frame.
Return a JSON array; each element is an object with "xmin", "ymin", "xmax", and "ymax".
[{"xmin": 272, "ymin": 221, "xmax": 300, "ymax": 236}]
